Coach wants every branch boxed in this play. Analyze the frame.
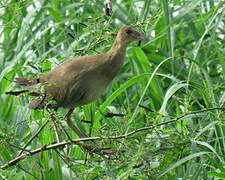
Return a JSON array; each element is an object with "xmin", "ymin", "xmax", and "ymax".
[
  {"xmin": 16, "ymin": 119, "xmax": 49, "ymax": 157},
  {"xmin": 1, "ymin": 107, "xmax": 224, "ymax": 169}
]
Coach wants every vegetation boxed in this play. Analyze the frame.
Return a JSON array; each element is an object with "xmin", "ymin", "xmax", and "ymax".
[{"xmin": 0, "ymin": 0, "xmax": 225, "ymax": 179}]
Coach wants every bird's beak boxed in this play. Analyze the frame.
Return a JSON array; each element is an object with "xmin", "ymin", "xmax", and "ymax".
[
  {"xmin": 133, "ymin": 31, "xmax": 148, "ymax": 41},
  {"xmin": 137, "ymin": 33, "xmax": 148, "ymax": 41}
]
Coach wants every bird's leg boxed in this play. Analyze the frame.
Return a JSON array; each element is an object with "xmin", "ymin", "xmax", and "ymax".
[
  {"xmin": 65, "ymin": 108, "xmax": 87, "ymax": 138},
  {"xmin": 65, "ymin": 108, "xmax": 96, "ymax": 156},
  {"xmin": 65, "ymin": 109, "xmax": 110, "ymax": 156}
]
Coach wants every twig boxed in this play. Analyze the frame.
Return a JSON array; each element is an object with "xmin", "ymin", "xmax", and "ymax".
[
  {"xmin": 79, "ymin": 22, "xmax": 87, "ymax": 27},
  {"xmin": 50, "ymin": 111, "xmax": 71, "ymax": 163},
  {"xmin": 16, "ymin": 119, "xmax": 49, "ymax": 157},
  {"xmin": 81, "ymin": 119, "xmax": 92, "ymax": 123},
  {"xmin": 104, "ymin": 112, "xmax": 126, "ymax": 118},
  {"xmin": 1, "ymin": 107, "xmax": 223, "ymax": 169},
  {"xmin": 51, "ymin": 111, "xmax": 60, "ymax": 143},
  {"xmin": 138, "ymin": 104, "xmax": 154, "ymax": 112},
  {"xmin": 17, "ymin": 165, "xmax": 37, "ymax": 179},
  {"xmin": 6, "ymin": 142, "xmax": 31, "ymax": 153},
  {"xmin": 105, "ymin": 0, "xmax": 112, "ymax": 16}
]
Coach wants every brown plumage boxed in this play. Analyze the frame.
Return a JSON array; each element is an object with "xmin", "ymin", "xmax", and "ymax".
[{"xmin": 7, "ymin": 26, "xmax": 147, "ymax": 138}]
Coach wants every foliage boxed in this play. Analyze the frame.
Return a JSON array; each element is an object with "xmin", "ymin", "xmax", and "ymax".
[{"xmin": 0, "ymin": 0, "xmax": 225, "ymax": 179}]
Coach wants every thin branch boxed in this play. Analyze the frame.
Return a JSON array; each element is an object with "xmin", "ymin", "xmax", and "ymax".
[
  {"xmin": 16, "ymin": 119, "xmax": 49, "ymax": 157},
  {"xmin": 51, "ymin": 112, "xmax": 60, "ymax": 143},
  {"xmin": 17, "ymin": 165, "xmax": 37, "ymax": 179},
  {"xmin": 104, "ymin": 112, "xmax": 126, "ymax": 118},
  {"xmin": 1, "ymin": 107, "xmax": 224, "ymax": 169},
  {"xmin": 50, "ymin": 110, "xmax": 71, "ymax": 163}
]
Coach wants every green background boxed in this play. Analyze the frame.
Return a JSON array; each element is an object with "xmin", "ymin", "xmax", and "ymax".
[{"xmin": 0, "ymin": 0, "xmax": 225, "ymax": 179}]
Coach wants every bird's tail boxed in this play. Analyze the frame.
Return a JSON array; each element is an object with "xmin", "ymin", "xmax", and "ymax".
[
  {"xmin": 5, "ymin": 77, "xmax": 41, "ymax": 97},
  {"xmin": 14, "ymin": 77, "xmax": 40, "ymax": 86}
]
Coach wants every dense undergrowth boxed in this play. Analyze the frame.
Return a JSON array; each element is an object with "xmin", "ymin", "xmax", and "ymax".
[{"xmin": 0, "ymin": 0, "xmax": 225, "ymax": 179}]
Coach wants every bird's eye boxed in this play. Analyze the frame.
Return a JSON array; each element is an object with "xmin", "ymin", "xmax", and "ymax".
[{"xmin": 126, "ymin": 29, "xmax": 132, "ymax": 34}]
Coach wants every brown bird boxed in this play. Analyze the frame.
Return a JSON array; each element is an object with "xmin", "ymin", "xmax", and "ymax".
[{"xmin": 6, "ymin": 25, "xmax": 147, "ymax": 138}]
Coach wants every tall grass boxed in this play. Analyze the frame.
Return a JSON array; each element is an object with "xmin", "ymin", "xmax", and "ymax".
[{"xmin": 0, "ymin": 0, "xmax": 225, "ymax": 179}]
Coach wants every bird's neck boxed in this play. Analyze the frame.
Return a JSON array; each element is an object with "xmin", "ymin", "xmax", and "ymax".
[
  {"xmin": 104, "ymin": 39, "xmax": 128, "ymax": 79},
  {"xmin": 111, "ymin": 38, "xmax": 128, "ymax": 53},
  {"xmin": 109, "ymin": 39, "xmax": 128, "ymax": 63}
]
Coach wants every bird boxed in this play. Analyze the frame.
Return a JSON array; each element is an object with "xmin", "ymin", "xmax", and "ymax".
[{"xmin": 6, "ymin": 25, "xmax": 147, "ymax": 138}]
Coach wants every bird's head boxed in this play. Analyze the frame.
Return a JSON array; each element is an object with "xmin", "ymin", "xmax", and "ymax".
[{"xmin": 117, "ymin": 26, "xmax": 148, "ymax": 44}]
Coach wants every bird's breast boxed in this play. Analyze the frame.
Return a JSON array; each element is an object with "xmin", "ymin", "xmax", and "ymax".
[{"xmin": 75, "ymin": 74, "xmax": 111, "ymax": 106}]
